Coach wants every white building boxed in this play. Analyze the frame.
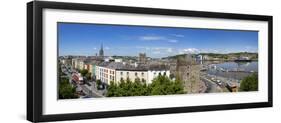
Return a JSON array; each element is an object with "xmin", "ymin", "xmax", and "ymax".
[
  {"xmin": 95, "ymin": 62, "xmax": 114, "ymax": 85},
  {"xmin": 114, "ymin": 59, "xmax": 122, "ymax": 62},
  {"xmin": 147, "ymin": 66, "xmax": 170, "ymax": 84},
  {"xmin": 72, "ymin": 58, "xmax": 85, "ymax": 70},
  {"xmin": 115, "ymin": 70, "xmax": 148, "ymax": 84},
  {"xmin": 72, "ymin": 59, "xmax": 79, "ymax": 69},
  {"xmin": 95, "ymin": 62, "xmax": 170, "ymax": 85},
  {"xmin": 78, "ymin": 61, "xmax": 85, "ymax": 70}
]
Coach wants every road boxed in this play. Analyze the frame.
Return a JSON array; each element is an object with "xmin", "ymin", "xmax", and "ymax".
[
  {"xmin": 79, "ymin": 84, "xmax": 104, "ymax": 97},
  {"xmin": 201, "ymin": 77, "xmax": 220, "ymax": 93},
  {"xmin": 60, "ymin": 64, "xmax": 105, "ymax": 98}
]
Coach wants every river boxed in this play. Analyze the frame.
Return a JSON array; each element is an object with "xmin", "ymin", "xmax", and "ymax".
[{"xmin": 205, "ymin": 61, "xmax": 258, "ymax": 80}]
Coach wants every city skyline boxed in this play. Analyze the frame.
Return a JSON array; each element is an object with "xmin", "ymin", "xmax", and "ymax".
[{"xmin": 58, "ymin": 23, "xmax": 258, "ymax": 58}]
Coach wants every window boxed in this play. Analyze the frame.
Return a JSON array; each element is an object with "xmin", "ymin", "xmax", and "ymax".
[
  {"xmin": 142, "ymin": 78, "xmax": 146, "ymax": 83},
  {"xmin": 141, "ymin": 72, "xmax": 144, "ymax": 76},
  {"xmin": 135, "ymin": 72, "xmax": 138, "ymax": 76},
  {"xmin": 120, "ymin": 72, "xmax": 123, "ymax": 75}
]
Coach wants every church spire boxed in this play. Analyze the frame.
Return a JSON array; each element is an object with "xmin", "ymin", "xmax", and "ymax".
[
  {"xmin": 101, "ymin": 43, "xmax": 103, "ymax": 50},
  {"xmin": 99, "ymin": 42, "xmax": 104, "ymax": 58}
]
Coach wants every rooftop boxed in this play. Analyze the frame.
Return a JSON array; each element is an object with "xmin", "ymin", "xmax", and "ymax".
[{"xmin": 98, "ymin": 62, "xmax": 169, "ymax": 71}]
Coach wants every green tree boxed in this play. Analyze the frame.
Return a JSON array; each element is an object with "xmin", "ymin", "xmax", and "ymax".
[
  {"xmin": 173, "ymin": 78, "xmax": 184, "ymax": 94},
  {"xmin": 59, "ymin": 77, "xmax": 78, "ymax": 99},
  {"xmin": 141, "ymin": 78, "xmax": 146, "ymax": 83},
  {"xmin": 169, "ymin": 74, "xmax": 175, "ymax": 79},
  {"xmin": 239, "ymin": 73, "xmax": 258, "ymax": 91},
  {"xmin": 96, "ymin": 79, "xmax": 102, "ymax": 89},
  {"xmin": 58, "ymin": 64, "xmax": 66, "ymax": 76},
  {"xmin": 85, "ymin": 72, "xmax": 92, "ymax": 80},
  {"xmin": 150, "ymin": 75, "xmax": 184, "ymax": 95},
  {"xmin": 106, "ymin": 74, "xmax": 185, "ymax": 97},
  {"xmin": 80, "ymin": 69, "xmax": 88, "ymax": 77},
  {"xmin": 106, "ymin": 81, "xmax": 117, "ymax": 97},
  {"xmin": 134, "ymin": 77, "xmax": 141, "ymax": 83}
]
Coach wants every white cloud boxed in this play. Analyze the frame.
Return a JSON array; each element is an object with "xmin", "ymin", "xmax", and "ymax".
[
  {"xmin": 152, "ymin": 47, "xmax": 171, "ymax": 51},
  {"xmin": 167, "ymin": 48, "xmax": 173, "ymax": 53},
  {"xmin": 198, "ymin": 49, "xmax": 219, "ymax": 53},
  {"xmin": 179, "ymin": 48, "xmax": 200, "ymax": 54},
  {"xmin": 138, "ymin": 35, "xmax": 178, "ymax": 43},
  {"xmin": 152, "ymin": 51, "xmax": 161, "ymax": 54},
  {"xmin": 136, "ymin": 46, "xmax": 151, "ymax": 50},
  {"xmin": 137, "ymin": 46, "xmax": 175, "ymax": 56},
  {"xmin": 167, "ymin": 39, "xmax": 178, "ymax": 43},
  {"xmin": 170, "ymin": 34, "xmax": 185, "ymax": 38},
  {"xmin": 139, "ymin": 36, "xmax": 166, "ymax": 41}
]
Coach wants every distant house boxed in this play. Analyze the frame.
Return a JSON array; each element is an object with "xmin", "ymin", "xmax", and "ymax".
[
  {"xmin": 195, "ymin": 55, "xmax": 203, "ymax": 61},
  {"xmin": 84, "ymin": 64, "xmax": 90, "ymax": 71},
  {"xmin": 203, "ymin": 55, "xmax": 209, "ymax": 60},
  {"xmin": 60, "ymin": 58, "xmax": 72, "ymax": 65},
  {"xmin": 83, "ymin": 60, "xmax": 101, "ymax": 80},
  {"xmin": 72, "ymin": 58, "xmax": 85, "ymax": 70},
  {"xmin": 114, "ymin": 58, "xmax": 122, "ymax": 62},
  {"xmin": 239, "ymin": 56, "xmax": 250, "ymax": 60},
  {"xmin": 78, "ymin": 61, "xmax": 85, "ymax": 70},
  {"xmin": 138, "ymin": 53, "xmax": 147, "ymax": 64},
  {"xmin": 195, "ymin": 55, "xmax": 203, "ymax": 64}
]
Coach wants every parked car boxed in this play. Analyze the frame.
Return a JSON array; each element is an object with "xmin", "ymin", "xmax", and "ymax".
[{"xmin": 97, "ymin": 84, "xmax": 105, "ymax": 90}]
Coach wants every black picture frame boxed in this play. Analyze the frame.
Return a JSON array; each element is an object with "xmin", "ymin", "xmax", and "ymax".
[{"xmin": 27, "ymin": 1, "xmax": 273, "ymax": 122}]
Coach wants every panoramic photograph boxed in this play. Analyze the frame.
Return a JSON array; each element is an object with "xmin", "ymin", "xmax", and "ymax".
[{"xmin": 58, "ymin": 22, "xmax": 259, "ymax": 99}]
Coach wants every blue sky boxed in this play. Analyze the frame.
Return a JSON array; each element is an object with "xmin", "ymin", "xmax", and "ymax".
[{"xmin": 58, "ymin": 23, "xmax": 258, "ymax": 58}]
